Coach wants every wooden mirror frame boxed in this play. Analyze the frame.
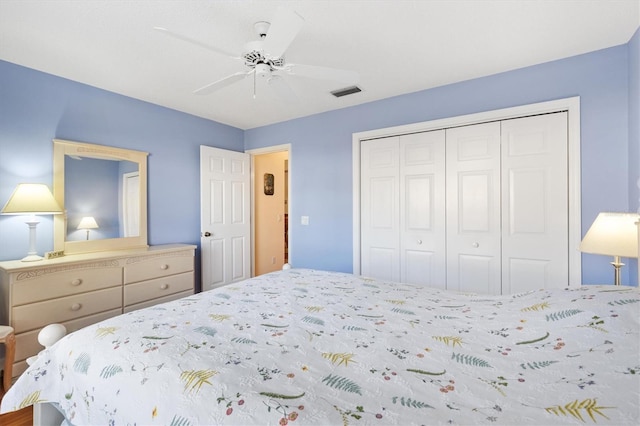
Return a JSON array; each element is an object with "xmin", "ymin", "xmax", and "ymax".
[{"xmin": 53, "ymin": 139, "xmax": 149, "ymax": 254}]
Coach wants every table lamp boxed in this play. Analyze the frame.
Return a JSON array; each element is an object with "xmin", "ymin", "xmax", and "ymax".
[
  {"xmin": 579, "ymin": 212, "xmax": 639, "ymax": 285},
  {"xmin": 1, "ymin": 183, "xmax": 63, "ymax": 262},
  {"xmin": 77, "ymin": 216, "xmax": 99, "ymax": 240}
]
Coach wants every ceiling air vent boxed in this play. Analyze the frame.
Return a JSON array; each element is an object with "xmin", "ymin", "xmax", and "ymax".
[{"xmin": 331, "ymin": 85, "xmax": 362, "ymax": 98}]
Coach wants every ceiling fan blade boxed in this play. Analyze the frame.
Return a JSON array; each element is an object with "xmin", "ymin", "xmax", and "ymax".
[
  {"xmin": 284, "ymin": 63, "xmax": 359, "ymax": 85},
  {"xmin": 193, "ymin": 71, "xmax": 251, "ymax": 95},
  {"xmin": 262, "ymin": 8, "xmax": 305, "ymax": 59},
  {"xmin": 268, "ymin": 75, "xmax": 300, "ymax": 104},
  {"xmin": 154, "ymin": 27, "xmax": 239, "ymax": 59}
]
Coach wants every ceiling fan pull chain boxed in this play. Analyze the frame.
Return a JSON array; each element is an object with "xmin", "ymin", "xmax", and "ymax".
[{"xmin": 253, "ymin": 69, "xmax": 257, "ymax": 99}]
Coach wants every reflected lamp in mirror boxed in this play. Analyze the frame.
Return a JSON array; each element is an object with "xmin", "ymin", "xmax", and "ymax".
[
  {"xmin": 77, "ymin": 216, "xmax": 99, "ymax": 240},
  {"xmin": 1, "ymin": 183, "xmax": 63, "ymax": 262},
  {"xmin": 579, "ymin": 212, "xmax": 640, "ymax": 286}
]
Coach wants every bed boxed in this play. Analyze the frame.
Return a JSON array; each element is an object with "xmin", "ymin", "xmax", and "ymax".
[{"xmin": 1, "ymin": 268, "xmax": 639, "ymax": 425}]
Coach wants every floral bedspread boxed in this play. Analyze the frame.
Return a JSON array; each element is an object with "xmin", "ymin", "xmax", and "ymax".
[{"xmin": 2, "ymin": 269, "xmax": 639, "ymax": 425}]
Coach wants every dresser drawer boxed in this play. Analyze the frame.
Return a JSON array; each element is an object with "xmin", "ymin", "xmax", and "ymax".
[
  {"xmin": 124, "ymin": 289, "xmax": 193, "ymax": 314},
  {"xmin": 12, "ymin": 263, "xmax": 123, "ymax": 305},
  {"xmin": 12, "ymin": 286, "xmax": 122, "ymax": 333},
  {"xmin": 124, "ymin": 272, "xmax": 193, "ymax": 306},
  {"xmin": 124, "ymin": 253, "xmax": 193, "ymax": 284}
]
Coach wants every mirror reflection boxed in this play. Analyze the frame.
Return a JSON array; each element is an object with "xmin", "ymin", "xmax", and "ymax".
[{"xmin": 64, "ymin": 156, "xmax": 140, "ymax": 241}]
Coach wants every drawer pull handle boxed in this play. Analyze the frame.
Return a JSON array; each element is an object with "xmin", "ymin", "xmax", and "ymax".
[
  {"xmin": 160, "ymin": 264, "xmax": 169, "ymax": 270},
  {"xmin": 71, "ymin": 303, "xmax": 82, "ymax": 311},
  {"xmin": 71, "ymin": 278, "xmax": 83, "ymax": 286},
  {"xmin": 160, "ymin": 284, "xmax": 169, "ymax": 290}
]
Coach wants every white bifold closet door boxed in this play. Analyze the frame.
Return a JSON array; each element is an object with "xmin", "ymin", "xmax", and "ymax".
[
  {"xmin": 400, "ymin": 131, "xmax": 446, "ymax": 287},
  {"xmin": 445, "ymin": 113, "xmax": 569, "ymax": 293},
  {"xmin": 361, "ymin": 137, "xmax": 400, "ymax": 282},
  {"xmin": 445, "ymin": 122, "xmax": 502, "ymax": 294},
  {"xmin": 361, "ymin": 131, "xmax": 446, "ymax": 287},
  {"xmin": 500, "ymin": 113, "xmax": 568, "ymax": 293},
  {"xmin": 361, "ymin": 111, "xmax": 568, "ymax": 294}
]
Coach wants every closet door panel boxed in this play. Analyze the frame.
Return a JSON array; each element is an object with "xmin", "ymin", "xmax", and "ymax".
[
  {"xmin": 501, "ymin": 112, "xmax": 568, "ymax": 293},
  {"xmin": 507, "ymin": 258, "xmax": 550, "ymax": 289},
  {"xmin": 400, "ymin": 131, "xmax": 446, "ymax": 287},
  {"xmin": 446, "ymin": 123, "xmax": 501, "ymax": 294},
  {"xmin": 459, "ymin": 172, "xmax": 492, "ymax": 232},
  {"xmin": 458, "ymin": 254, "xmax": 493, "ymax": 294},
  {"xmin": 361, "ymin": 137, "xmax": 400, "ymax": 281},
  {"xmin": 367, "ymin": 247, "xmax": 397, "ymax": 281},
  {"xmin": 405, "ymin": 175, "xmax": 431, "ymax": 229}
]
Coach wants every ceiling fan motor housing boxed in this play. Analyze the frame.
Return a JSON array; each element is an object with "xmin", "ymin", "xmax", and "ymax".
[
  {"xmin": 243, "ymin": 40, "xmax": 285, "ymax": 75},
  {"xmin": 255, "ymin": 63, "xmax": 271, "ymax": 78}
]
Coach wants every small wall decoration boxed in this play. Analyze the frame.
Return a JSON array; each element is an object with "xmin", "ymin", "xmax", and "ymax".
[{"xmin": 264, "ymin": 173, "xmax": 274, "ymax": 195}]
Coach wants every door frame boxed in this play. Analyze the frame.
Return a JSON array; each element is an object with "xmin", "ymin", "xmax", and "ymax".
[
  {"xmin": 352, "ymin": 96, "xmax": 582, "ymax": 286},
  {"xmin": 246, "ymin": 143, "xmax": 292, "ymax": 277}
]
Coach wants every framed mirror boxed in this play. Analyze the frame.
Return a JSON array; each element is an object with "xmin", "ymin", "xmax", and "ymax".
[{"xmin": 53, "ymin": 139, "xmax": 149, "ymax": 254}]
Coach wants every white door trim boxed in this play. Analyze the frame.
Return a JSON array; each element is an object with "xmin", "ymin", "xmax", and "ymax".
[
  {"xmin": 246, "ymin": 143, "xmax": 292, "ymax": 277},
  {"xmin": 352, "ymin": 96, "xmax": 582, "ymax": 286},
  {"xmin": 122, "ymin": 171, "xmax": 140, "ymax": 238}
]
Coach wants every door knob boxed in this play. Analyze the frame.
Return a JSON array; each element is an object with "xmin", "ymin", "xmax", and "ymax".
[{"xmin": 203, "ymin": 231, "xmax": 212, "ymax": 237}]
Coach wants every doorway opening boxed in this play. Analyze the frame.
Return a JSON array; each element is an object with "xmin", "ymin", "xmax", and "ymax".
[{"xmin": 248, "ymin": 144, "xmax": 291, "ymax": 277}]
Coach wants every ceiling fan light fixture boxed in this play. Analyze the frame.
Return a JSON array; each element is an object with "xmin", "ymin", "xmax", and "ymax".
[{"xmin": 255, "ymin": 63, "xmax": 271, "ymax": 78}]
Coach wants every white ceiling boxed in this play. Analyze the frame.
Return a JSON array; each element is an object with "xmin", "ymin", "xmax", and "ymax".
[{"xmin": 1, "ymin": 1, "xmax": 638, "ymax": 130}]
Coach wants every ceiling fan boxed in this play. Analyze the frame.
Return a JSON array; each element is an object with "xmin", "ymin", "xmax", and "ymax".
[{"xmin": 155, "ymin": 8, "xmax": 359, "ymax": 100}]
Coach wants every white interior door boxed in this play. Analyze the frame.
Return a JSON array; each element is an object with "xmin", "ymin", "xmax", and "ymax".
[
  {"xmin": 200, "ymin": 145, "xmax": 251, "ymax": 291},
  {"xmin": 446, "ymin": 122, "xmax": 502, "ymax": 294},
  {"xmin": 501, "ymin": 112, "xmax": 568, "ymax": 293},
  {"xmin": 400, "ymin": 130, "xmax": 446, "ymax": 287},
  {"xmin": 360, "ymin": 137, "xmax": 400, "ymax": 281}
]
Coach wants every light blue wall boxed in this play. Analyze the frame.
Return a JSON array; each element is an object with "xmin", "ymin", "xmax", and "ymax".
[
  {"xmin": 0, "ymin": 60, "xmax": 244, "ymax": 285},
  {"xmin": 246, "ymin": 41, "xmax": 639, "ymax": 286},
  {"xmin": 1, "ymin": 33, "xmax": 638, "ymax": 288}
]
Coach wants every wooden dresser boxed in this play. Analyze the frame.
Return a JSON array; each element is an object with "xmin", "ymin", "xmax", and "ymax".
[{"xmin": 0, "ymin": 244, "xmax": 196, "ymax": 377}]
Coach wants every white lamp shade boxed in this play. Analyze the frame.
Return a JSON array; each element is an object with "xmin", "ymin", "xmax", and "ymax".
[
  {"xmin": 1, "ymin": 183, "xmax": 63, "ymax": 214},
  {"xmin": 77, "ymin": 216, "xmax": 99, "ymax": 230},
  {"xmin": 579, "ymin": 212, "xmax": 639, "ymax": 258}
]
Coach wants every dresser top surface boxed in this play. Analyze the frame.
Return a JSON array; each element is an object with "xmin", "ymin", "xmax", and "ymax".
[{"xmin": 0, "ymin": 244, "xmax": 197, "ymax": 272}]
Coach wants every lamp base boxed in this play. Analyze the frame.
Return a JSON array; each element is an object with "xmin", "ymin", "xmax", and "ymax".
[
  {"xmin": 22, "ymin": 217, "xmax": 43, "ymax": 262},
  {"xmin": 611, "ymin": 256, "xmax": 624, "ymax": 286},
  {"xmin": 21, "ymin": 254, "xmax": 44, "ymax": 262}
]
